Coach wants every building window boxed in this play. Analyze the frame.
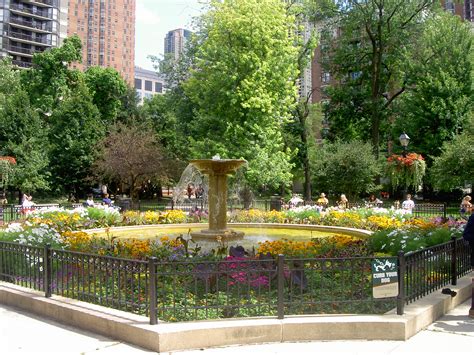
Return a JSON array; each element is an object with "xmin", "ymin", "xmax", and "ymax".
[
  {"xmin": 155, "ymin": 82, "xmax": 163, "ymax": 93},
  {"xmin": 445, "ymin": 0, "xmax": 455, "ymax": 14},
  {"xmin": 134, "ymin": 78, "xmax": 142, "ymax": 89},
  {"xmin": 144, "ymin": 80, "xmax": 152, "ymax": 91},
  {"xmin": 322, "ymin": 72, "xmax": 331, "ymax": 84}
]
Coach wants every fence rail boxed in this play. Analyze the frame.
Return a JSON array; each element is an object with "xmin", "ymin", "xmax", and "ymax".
[
  {"xmin": 0, "ymin": 237, "xmax": 470, "ymax": 324},
  {"xmin": 0, "ymin": 199, "xmax": 464, "ymax": 225}
]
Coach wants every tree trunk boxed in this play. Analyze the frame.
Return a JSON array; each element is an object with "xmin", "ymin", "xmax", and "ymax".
[{"xmin": 156, "ymin": 182, "xmax": 163, "ymax": 200}]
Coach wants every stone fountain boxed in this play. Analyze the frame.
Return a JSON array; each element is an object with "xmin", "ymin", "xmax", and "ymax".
[{"xmin": 189, "ymin": 155, "xmax": 247, "ymax": 240}]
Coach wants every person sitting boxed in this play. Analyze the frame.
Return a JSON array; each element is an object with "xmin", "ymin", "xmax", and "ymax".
[
  {"xmin": 337, "ymin": 194, "xmax": 349, "ymax": 209},
  {"xmin": 84, "ymin": 194, "xmax": 95, "ymax": 207},
  {"xmin": 402, "ymin": 194, "xmax": 415, "ymax": 213},
  {"xmin": 367, "ymin": 194, "xmax": 382, "ymax": 207},
  {"xmin": 316, "ymin": 193, "xmax": 329, "ymax": 207},
  {"xmin": 102, "ymin": 193, "xmax": 113, "ymax": 206},
  {"xmin": 288, "ymin": 194, "xmax": 303, "ymax": 208},
  {"xmin": 460, "ymin": 195, "xmax": 472, "ymax": 217}
]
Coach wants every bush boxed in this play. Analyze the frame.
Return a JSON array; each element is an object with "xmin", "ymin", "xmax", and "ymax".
[{"xmin": 309, "ymin": 140, "xmax": 381, "ymax": 197}]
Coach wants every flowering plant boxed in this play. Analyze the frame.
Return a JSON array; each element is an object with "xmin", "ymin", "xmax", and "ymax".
[
  {"xmin": 386, "ymin": 153, "xmax": 426, "ymax": 190},
  {"xmin": 0, "ymin": 156, "xmax": 16, "ymax": 189}
]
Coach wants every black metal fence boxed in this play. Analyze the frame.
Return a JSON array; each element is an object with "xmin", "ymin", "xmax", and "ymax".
[
  {"xmin": 0, "ymin": 200, "xmax": 462, "ymax": 225},
  {"xmin": 0, "ymin": 238, "xmax": 470, "ymax": 324}
]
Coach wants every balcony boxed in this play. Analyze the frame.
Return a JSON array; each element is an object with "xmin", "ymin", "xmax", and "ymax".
[
  {"xmin": 23, "ymin": 0, "xmax": 58, "ymax": 8},
  {"xmin": 5, "ymin": 30, "xmax": 52, "ymax": 46},
  {"xmin": 11, "ymin": 59, "xmax": 32, "ymax": 68},
  {"xmin": 9, "ymin": 17, "xmax": 52, "ymax": 33},
  {"xmin": 10, "ymin": 4, "xmax": 52, "ymax": 20},
  {"xmin": 6, "ymin": 44, "xmax": 35, "ymax": 56}
]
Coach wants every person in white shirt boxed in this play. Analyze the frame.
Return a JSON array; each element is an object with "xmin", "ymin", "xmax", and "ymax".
[
  {"xmin": 402, "ymin": 194, "xmax": 415, "ymax": 212},
  {"xmin": 85, "ymin": 194, "xmax": 95, "ymax": 207},
  {"xmin": 22, "ymin": 193, "xmax": 34, "ymax": 208}
]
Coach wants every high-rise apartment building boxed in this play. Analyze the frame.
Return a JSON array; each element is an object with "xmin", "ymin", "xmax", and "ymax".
[
  {"xmin": 442, "ymin": 0, "xmax": 474, "ymax": 21},
  {"xmin": 164, "ymin": 28, "xmax": 191, "ymax": 60},
  {"xmin": 67, "ymin": 0, "xmax": 135, "ymax": 84},
  {"xmin": 0, "ymin": 0, "xmax": 68, "ymax": 68}
]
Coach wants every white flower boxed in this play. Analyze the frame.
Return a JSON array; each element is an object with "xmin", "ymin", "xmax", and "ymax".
[{"xmin": 6, "ymin": 223, "xmax": 24, "ymax": 233}]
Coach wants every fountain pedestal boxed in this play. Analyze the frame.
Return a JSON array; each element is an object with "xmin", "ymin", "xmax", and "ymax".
[{"xmin": 189, "ymin": 159, "xmax": 246, "ymax": 240}]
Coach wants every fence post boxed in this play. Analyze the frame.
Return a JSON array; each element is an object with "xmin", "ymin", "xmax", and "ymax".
[
  {"xmin": 443, "ymin": 203, "xmax": 447, "ymax": 220},
  {"xmin": 148, "ymin": 257, "xmax": 158, "ymax": 325},
  {"xmin": 451, "ymin": 236, "xmax": 457, "ymax": 286},
  {"xmin": 265, "ymin": 200, "xmax": 268, "ymax": 212},
  {"xmin": 397, "ymin": 251, "xmax": 405, "ymax": 315},
  {"xmin": 277, "ymin": 254, "xmax": 285, "ymax": 319},
  {"xmin": 43, "ymin": 243, "xmax": 52, "ymax": 298},
  {"xmin": 171, "ymin": 199, "xmax": 175, "ymax": 210}
]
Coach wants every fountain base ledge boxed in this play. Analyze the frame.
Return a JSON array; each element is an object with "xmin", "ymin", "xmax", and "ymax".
[{"xmin": 190, "ymin": 228, "xmax": 244, "ymax": 240}]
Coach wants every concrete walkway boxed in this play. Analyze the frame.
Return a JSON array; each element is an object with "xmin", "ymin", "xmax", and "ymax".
[{"xmin": 1, "ymin": 299, "xmax": 473, "ymax": 354}]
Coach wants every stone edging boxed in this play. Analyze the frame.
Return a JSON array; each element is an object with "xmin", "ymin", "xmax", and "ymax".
[{"xmin": 1, "ymin": 273, "xmax": 471, "ymax": 353}]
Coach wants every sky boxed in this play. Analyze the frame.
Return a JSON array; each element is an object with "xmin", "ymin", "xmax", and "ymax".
[{"xmin": 135, "ymin": 0, "xmax": 204, "ymax": 71}]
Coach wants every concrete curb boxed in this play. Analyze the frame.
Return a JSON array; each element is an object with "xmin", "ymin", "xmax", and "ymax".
[{"xmin": 1, "ymin": 272, "xmax": 472, "ymax": 353}]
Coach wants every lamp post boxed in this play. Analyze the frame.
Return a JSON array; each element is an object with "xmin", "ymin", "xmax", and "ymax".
[
  {"xmin": 399, "ymin": 133, "xmax": 410, "ymax": 199},
  {"xmin": 399, "ymin": 132, "xmax": 410, "ymax": 157}
]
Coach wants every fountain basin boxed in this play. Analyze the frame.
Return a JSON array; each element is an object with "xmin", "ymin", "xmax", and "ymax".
[{"xmin": 85, "ymin": 223, "xmax": 372, "ymax": 251}]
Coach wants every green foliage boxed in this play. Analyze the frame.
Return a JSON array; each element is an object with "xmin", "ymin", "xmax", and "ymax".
[
  {"xmin": 84, "ymin": 66, "xmax": 128, "ymax": 124},
  {"xmin": 369, "ymin": 226, "xmax": 458, "ymax": 256},
  {"xmin": 396, "ymin": 11, "xmax": 474, "ymax": 161},
  {"xmin": 0, "ymin": 58, "xmax": 50, "ymax": 192},
  {"xmin": 321, "ymin": 0, "xmax": 436, "ymax": 156},
  {"xmin": 309, "ymin": 140, "xmax": 381, "ymax": 197},
  {"xmin": 430, "ymin": 133, "xmax": 474, "ymax": 191},
  {"xmin": 141, "ymin": 94, "xmax": 188, "ymax": 159},
  {"xmin": 183, "ymin": 0, "xmax": 301, "ymax": 189},
  {"xmin": 22, "ymin": 35, "xmax": 83, "ymax": 113},
  {"xmin": 48, "ymin": 82, "xmax": 103, "ymax": 193}
]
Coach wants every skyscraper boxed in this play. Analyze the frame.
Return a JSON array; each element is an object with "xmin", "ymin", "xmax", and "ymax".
[
  {"xmin": 164, "ymin": 28, "xmax": 191, "ymax": 60},
  {"xmin": 67, "ymin": 0, "xmax": 135, "ymax": 84},
  {"xmin": 442, "ymin": 0, "xmax": 474, "ymax": 21},
  {"xmin": 0, "ymin": 0, "xmax": 68, "ymax": 68}
]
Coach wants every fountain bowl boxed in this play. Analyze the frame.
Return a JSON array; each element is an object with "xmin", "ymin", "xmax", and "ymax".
[{"xmin": 189, "ymin": 159, "xmax": 247, "ymax": 175}]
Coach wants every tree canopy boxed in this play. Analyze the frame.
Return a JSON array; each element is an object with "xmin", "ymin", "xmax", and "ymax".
[{"xmin": 183, "ymin": 0, "xmax": 302, "ymax": 189}]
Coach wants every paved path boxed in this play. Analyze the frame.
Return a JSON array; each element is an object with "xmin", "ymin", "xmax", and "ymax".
[{"xmin": 1, "ymin": 300, "xmax": 473, "ymax": 354}]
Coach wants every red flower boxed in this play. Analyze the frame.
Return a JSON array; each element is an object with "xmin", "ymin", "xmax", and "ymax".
[{"xmin": 0, "ymin": 156, "xmax": 16, "ymax": 165}]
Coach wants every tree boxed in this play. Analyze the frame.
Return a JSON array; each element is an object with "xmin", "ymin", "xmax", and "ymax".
[
  {"xmin": 430, "ymin": 133, "xmax": 474, "ymax": 191},
  {"xmin": 47, "ymin": 82, "xmax": 103, "ymax": 194},
  {"xmin": 21, "ymin": 35, "xmax": 83, "ymax": 114},
  {"xmin": 84, "ymin": 66, "xmax": 128, "ymax": 125},
  {"xmin": 141, "ymin": 94, "xmax": 188, "ymax": 160},
  {"xmin": 94, "ymin": 123, "xmax": 171, "ymax": 198},
  {"xmin": 310, "ymin": 140, "xmax": 381, "ymax": 198},
  {"xmin": 395, "ymin": 12, "xmax": 473, "ymax": 161},
  {"xmin": 0, "ymin": 58, "xmax": 50, "ymax": 194},
  {"xmin": 183, "ymin": 0, "xmax": 301, "ymax": 190},
  {"xmin": 322, "ymin": 0, "xmax": 436, "ymax": 157}
]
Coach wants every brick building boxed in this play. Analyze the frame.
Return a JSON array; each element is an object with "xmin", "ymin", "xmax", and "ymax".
[{"xmin": 67, "ymin": 0, "xmax": 135, "ymax": 84}]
